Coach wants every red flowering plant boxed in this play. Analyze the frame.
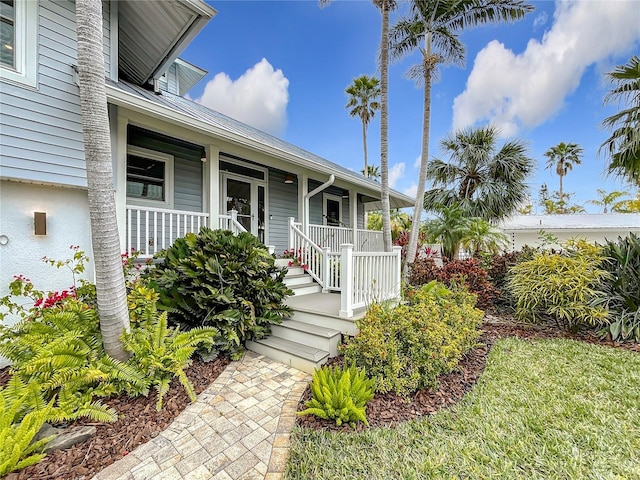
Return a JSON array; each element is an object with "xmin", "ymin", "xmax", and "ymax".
[{"xmin": 280, "ymin": 248, "xmax": 309, "ymax": 271}]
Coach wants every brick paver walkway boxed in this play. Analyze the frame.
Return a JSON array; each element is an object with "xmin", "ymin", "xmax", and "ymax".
[{"xmin": 93, "ymin": 352, "xmax": 311, "ymax": 480}]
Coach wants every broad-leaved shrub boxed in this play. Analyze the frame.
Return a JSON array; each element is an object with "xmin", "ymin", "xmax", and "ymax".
[
  {"xmin": 342, "ymin": 285, "xmax": 483, "ymax": 396},
  {"xmin": 146, "ymin": 228, "xmax": 292, "ymax": 358}
]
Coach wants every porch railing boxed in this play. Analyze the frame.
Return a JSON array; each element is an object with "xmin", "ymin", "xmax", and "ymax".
[
  {"xmin": 126, "ymin": 205, "xmax": 209, "ymax": 258},
  {"xmin": 288, "ymin": 219, "xmax": 327, "ymax": 286},
  {"xmin": 298, "ymin": 223, "xmax": 384, "ymax": 253},
  {"xmin": 218, "ymin": 210, "xmax": 248, "ymax": 235}
]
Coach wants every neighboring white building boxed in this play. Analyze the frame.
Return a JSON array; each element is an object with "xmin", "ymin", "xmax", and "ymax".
[{"xmin": 499, "ymin": 214, "xmax": 640, "ymax": 251}]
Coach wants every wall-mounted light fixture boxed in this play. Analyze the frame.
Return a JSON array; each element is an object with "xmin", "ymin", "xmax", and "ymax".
[
  {"xmin": 284, "ymin": 174, "xmax": 294, "ymax": 184},
  {"xmin": 34, "ymin": 212, "xmax": 47, "ymax": 236},
  {"xmin": 200, "ymin": 148, "xmax": 207, "ymax": 162},
  {"xmin": 342, "ymin": 190, "xmax": 349, "ymax": 198}
]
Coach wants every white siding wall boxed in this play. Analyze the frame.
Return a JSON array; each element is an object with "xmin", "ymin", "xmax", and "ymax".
[
  {"xmin": 0, "ymin": 0, "xmax": 112, "ymax": 187},
  {"xmin": 506, "ymin": 229, "xmax": 640, "ymax": 252},
  {"xmin": 268, "ymin": 169, "xmax": 298, "ymax": 254}
]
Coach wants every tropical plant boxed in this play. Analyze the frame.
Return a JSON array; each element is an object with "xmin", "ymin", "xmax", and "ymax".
[
  {"xmin": 544, "ymin": 142, "xmax": 584, "ymax": 203},
  {"xmin": 341, "ymin": 290, "xmax": 482, "ymax": 396},
  {"xmin": 422, "ymin": 126, "xmax": 534, "ymax": 225},
  {"xmin": 297, "ymin": 365, "xmax": 375, "ymax": 428},
  {"xmin": 538, "ymin": 184, "xmax": 585, "ymax": 214},
  {"xmin": 599, "ymin": 55, "xmax": 640, "ymax": 186},
  {"xmin": 610, "ymin": 188, "xmax": 640, "ymax": 213},
  {"xmin": 361, "ymin": 164, "xmax": 381, "ymax": 181},
  {"xmin": 508, "ymin": 240, "xmax": 610, "ymax": 330},
  {"xmin": 389, "ymin": 0, "xmax": 533, "ymax": 269},
  {"xmin": 460, "ymin": 218, "xmax": 508, "ymax": 256},
  {"xmin": 122, "ymin": 296, "xmax": 219, "ymax": 410},
  {"xmin": 76, "ymin": 0, "xmax": 129, "ymax": 360},
  {"xmin": 366, "ymin": 209, "xmax": 412, "ymax": 241},
  {"xmin": 146, "ymin": 228, "xmax": 292, "ymax": 358},
  {"xmin": 588, "ymin": 189, "xmax": 629, "ymax": 213},
  {"xmin": 423, "ymin": 204, "xmax": 470, "ymax": 260},
  {"xmin": 346, "ymin": 75, "xmax": 380, "ymax": 178}
]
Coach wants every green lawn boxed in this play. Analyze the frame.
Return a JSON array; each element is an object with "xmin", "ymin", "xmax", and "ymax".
[{"xmin": 286, "ymin": 338, "xmax": 640, "ymax": 480}]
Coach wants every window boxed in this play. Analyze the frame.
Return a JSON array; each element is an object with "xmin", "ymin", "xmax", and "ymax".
[
  {"xmin": 126, "ymin": 146, "xmax": 174, "ymax": 207},
  {"xmin": 323, "ymin": 194, "xmax": 343, "ymax": 227},
  {"xmin": 0, "ymin": 0, "xmax": 37, "ymax": 87}
]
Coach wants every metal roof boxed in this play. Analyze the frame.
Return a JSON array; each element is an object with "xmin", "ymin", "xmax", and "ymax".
[
  {"xmin": 499, "ymin": 214, "xmax": 640, "ymax": 231},
  {"xmin": 106, "ymin": 79, "xmax": 415, "ymax": 208}
]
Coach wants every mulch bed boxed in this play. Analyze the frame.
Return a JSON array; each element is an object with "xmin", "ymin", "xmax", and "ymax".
[
  {"xmin": 3, "ymin": 316, "xmax": 638, "ymax": 478},
  {"xmin": 3, "ymin": 356, "xmax": 230, "ymax": 480},
  {"xmin": 295, "ymin": 315, "xmax": 640, "ymax": 433}
]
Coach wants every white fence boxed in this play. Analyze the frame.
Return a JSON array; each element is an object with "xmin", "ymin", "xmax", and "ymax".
[
  {"xmin": 126, "ymin": 205, "xmax": 209, "ymax": 258},
  {"xmin": 288, "ymin": 219, "xmax": 327, "ymax": 286},
  {"xmin": 302, "ymin": 223, "xmax": 384, "ymax": 253}
]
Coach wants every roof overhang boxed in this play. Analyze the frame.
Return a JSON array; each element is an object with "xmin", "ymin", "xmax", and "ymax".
[
  {"xmin": 105, "ymin": 83, "xmax": 414, "ymax": 208},
  {"xmin": 118, "ymin": 0, "xmax": 216, "ymax": 85}
]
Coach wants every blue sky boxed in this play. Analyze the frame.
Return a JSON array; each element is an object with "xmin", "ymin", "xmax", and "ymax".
[{"xmin": 183, "ymin": 0, "xmax": 640, "ymax": 214}]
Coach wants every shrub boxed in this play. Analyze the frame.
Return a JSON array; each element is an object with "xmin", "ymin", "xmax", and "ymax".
[
  {"xmin": 508, "ymin": 241, "xmax": 610, "ymax": 330},
  {"xmin": 297, "ymin": 365, "xmax": 375, "ymax": 428},
  {"xmin": 408, "ymin": 257, "xmax": 498, "ymax": 310},
  {"xmin": 342, "ymin": 285, "xmax": 483, "ymax": 396},
  {"xmin": 597, "ymin": 233, "xmax": 640, "ymax": 341},
  {"xmin": 146, "ymin": 228, "xmax": 293, "ymax": 358}
]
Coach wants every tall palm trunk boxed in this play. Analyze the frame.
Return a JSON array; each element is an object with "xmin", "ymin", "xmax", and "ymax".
[
  {"xmin": 76, "ymin": 0, "xmax": 130, "ymax": 360},
  {"xmin": 380, "ymin": 0, "xmax": 393, "ymax": 251},
  {"xmin": 362, "ymin": 120, "xmax": 369, "ymax": 178},
  {"xmin": 404, "ymin": 41, "xmax": 435, "ymax": 272},
  {"xmin": 558, "ymin": 166, "xmax": 564, "ymax": 201}
]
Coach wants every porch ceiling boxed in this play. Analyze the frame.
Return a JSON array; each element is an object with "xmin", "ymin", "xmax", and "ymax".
[
  {"xmin": 105, "ymin": 79, "xmax": 415, "ymax": 210},
  {"xmin": 118, "ymin": 1, "xmax": 216, "ymax": 85}
]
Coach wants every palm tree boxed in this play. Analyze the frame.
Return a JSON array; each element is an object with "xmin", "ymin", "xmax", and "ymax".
[
  {"xmin": 320, "ymin": 0, "xmax": 397, "ymax": 250},
  {"xmin": 588, "ymin": 189, "xmax": 628, "ymax": 213},
  {"xmin": 390, "ymin": 0, "xmax": 533, "ymax": 269},
  {"xmin": 423, "ymin": 204, "xmax": 470, "ymax": 260},
  {"xmin": 423, "ymin": 125, "xmax": 534, "ymax": 221},
  {"xmin": 460, "ymin": 218, "xmax": 508, "ymax": 256},
  {"xmin": 346, "ymin": 75, "xmax": 380, "ymax": 178},
  {"xmin": 600, "ymin": 55, "xmax": 640, "ymax": 186},
  {"xmin": 76, "ymin": 0, "xmax": 130, "ymax": 360},
  {"xmin": 361, "ymin": 164, "xmax": 381, "ymax": 181},
  {"xmin": 544, "ymin": 142, "xmax": 584, "ymax": 202}
]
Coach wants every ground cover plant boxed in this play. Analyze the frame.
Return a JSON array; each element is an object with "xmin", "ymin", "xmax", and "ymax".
[
  {"xmin": 288, "ymin": 336, "xmax": 640, "ymax": 479},
  {"xmin": 146, "ymin": 228, "xmax": 293, "ymax": 358}
]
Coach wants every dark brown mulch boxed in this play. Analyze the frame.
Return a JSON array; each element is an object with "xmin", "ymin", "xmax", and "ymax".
[
  {"xmin": 4, "ymin": 356, "xmax": 230, "ymax": 480},
  {"xmin": 295, "ymin": 316, "xmax": 639, "ymax": 433}
]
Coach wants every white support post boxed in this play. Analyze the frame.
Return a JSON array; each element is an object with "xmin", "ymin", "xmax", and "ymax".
[
  {"xmin": 231, "ymin": 209, "xmax": 238, "ymax": 233},
  {"xmin": 288, "ymin": 217, "xmax": 295, "ymax": 250},
  {"xmin": 339, "ymin": 243, "xmax": 354, "ymax": 318},
  {"xmin": 321, "ymin": 246, "xmax": 330, "ymax": 292},
  {"xmin": 299, "ymin": 174, "xmax": 308, "ymax": 234},
  {"xmin": 207, "ymin": 144, "xmax": 220, "ymax": 229},
  {"xmin": 393, "ymin": 245, "xmax": 402, "ymax": 299},
  {"xmin": 350, "ymin": 188, "xmax": 357, "ymax": 248},
  {"xmin": 115, "ymin": 115, "xmax": 128, "ymax": 253}
]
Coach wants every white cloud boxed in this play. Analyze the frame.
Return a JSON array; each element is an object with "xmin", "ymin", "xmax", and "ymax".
[
  {"xmin": 533, "ymin": 11, "xmax": 548, "ymax": 29},
  {"xmin": 452, "ymin": 1, "xmax": 640, "ymax": 135},
  {"xmin": 403, "ymin": 184, "xmax": 418, "ymax": 198},
  {"xmin": 389, "ymin": 162, "xmax": 406, "ymax": 188},
  {"xmin": 413, "ymin": 155, "xmax": 422, "ymax": 169},
  {"xmin": 190, "ymin": 58, "xmax": 289, "ymax": 135}
]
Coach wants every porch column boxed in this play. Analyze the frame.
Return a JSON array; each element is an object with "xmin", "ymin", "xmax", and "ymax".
[
  {"xmin": 114, "ymin": 114, "xmax": 128, "ymax": 252},
  {"xmin": 299, "ymin": 173, "xmax": 308, "ymax": 234},
  {"xmin": 207, "ymin": 144, "xmax": 220, "ymax": 229},
  {"xmin": 350, "ymin": 188, "xmax": 357, "ymax": 249},
  {"xmin": 339, "ymin": 243, "xmax": 354, "ymax": 318}
]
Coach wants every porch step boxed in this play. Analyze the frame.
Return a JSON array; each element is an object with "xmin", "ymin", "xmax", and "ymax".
[
  {"xmin": 270, "ymin": 320, "xmax": 341, "ymax": 357},
  {"xmin": 289, "ymin": 281, "xmax": 322, "ymax": 296},
  {"xmin": 246, "ymin": 337, "xmax": 329, "ymax": 374},
  {"xmin": 283, "ymin": 273, "xmax": 313, "ymax": 287}
]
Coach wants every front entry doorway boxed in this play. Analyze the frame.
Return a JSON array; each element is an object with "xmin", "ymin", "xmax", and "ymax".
[{"xmin": 222, "ymin": 173, "xmax": 266, "ymax": 243}]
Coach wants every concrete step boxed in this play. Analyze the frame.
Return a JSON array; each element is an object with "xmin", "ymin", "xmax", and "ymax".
[
  {"xmin": 289, "ymin": 282, "xmax": 322, "ymax": 296},
  {"xmin": 284, "ymin": 265, "xmax": 305, "ymax": 276},
  {"xmin": 290, "ymin": 308, "xmax": 360, "ymax": 337},
  {"xmin": 275, "ymin": 258, "xmax": 291, "ymax": 268},
  {"xmin": 283, "ymin": 273, "xmax": 312, "ymax": 287},
  {"xmin": 270, "ymin": 319, "xmax": 342, "ymax": 357},
  {"xmin": 246, "ymin": 337, "xmax": 329, "ymax": 374}
]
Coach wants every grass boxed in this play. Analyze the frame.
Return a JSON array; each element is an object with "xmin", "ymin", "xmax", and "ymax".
[{"xmin": 286, "ymin": 337, "xmax": 640, "ymax": 480}]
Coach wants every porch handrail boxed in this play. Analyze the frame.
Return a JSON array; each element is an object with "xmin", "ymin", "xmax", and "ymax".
[
  {"xmin": 288, "ymin": 217, "xmax": 327, "ymax": 287},
  {"xmin": 126, "ymin": 205, "xmax": 209, "ymax": 258},
  {"xmin": 308, "ymin": 224, "xmax": 353, "ymax": 252},
  {"xmin": 339, "ymin": 244, "xmax": 402, "ymax": 318},
  {"xmin": 355, "ymin": 229, "xmax": 384, "ymax": 252},
  {"xmin": 218, "ymin": 210, "xmax": 247, "ymax": 235}
]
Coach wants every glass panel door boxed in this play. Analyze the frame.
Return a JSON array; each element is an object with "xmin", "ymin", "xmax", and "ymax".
[{"xmin": 226, "ymin": 177, "xmax": 252, "ymax": 233}]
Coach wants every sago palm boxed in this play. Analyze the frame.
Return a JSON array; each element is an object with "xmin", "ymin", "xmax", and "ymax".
[
  {"xmin": 346, "ymin": 75, "xmax": 380, "ymax": 178},
  {"xmin": 423, "ymin": 125, "xmax": 534, "ymax": 222},
  {"xmin": 390, "ymin": 0, "xmax": 533, "ymax": 268},
  {"xmin": 544, "ymin": 142, "xmax": 584, "ymax": 202},
  {"xmin": 600, "ymin": 55, "xmax": 640, "ymax": 186}
]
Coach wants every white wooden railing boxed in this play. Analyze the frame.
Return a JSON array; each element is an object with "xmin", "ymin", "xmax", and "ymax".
[
  {"xmin": 218, "ymin": 210, "xmax": 248, "ymax": 235},
  {"xmin": 340, "ymin": 244, "xmax": 402, "ymax": 317},
  {"xmin": 126, "ymin": 205, "xmax": 209, "ymax": 258},
  {"xmin": 288, "ymin": 218, "xmax": 328, "ymax": 287},
  {"xmin": 356, "ymin": 229, "xmax": 384, "ymax": 252},
  {"xmin": 300, "ymin": 223, "xmax": 384, "ymax": 253}
]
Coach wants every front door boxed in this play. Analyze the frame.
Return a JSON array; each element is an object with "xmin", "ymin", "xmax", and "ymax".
[{"xmin": 223, "ymin": 174, "xmax": 266, "ymax": 243}]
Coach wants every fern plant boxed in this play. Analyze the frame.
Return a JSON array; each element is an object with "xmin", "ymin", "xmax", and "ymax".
[
  {"xmin": 122, "ymin": 298, "xmax": 219, "ymax": 410},
  {"xmin": 0, "ymin": 378, "xmax": 56, "ymax": 476},
  {"xmin": 298, "ymin": 365, "xmax": 375, "ymax": 428}
]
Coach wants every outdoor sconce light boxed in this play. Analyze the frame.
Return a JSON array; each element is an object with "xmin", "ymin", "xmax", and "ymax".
[
  {"xmin": 34, "ymin": 212, "xmax": 47, "ymax": 236},
  {"xmin": 284, "ymin": 174, "xmax": 294, "ymax": 184},
  {"xmin": 200, "ymin": 149, "xmax": 207, "ymax": 162}
]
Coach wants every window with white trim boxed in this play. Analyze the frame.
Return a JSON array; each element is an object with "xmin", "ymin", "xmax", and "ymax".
[
  {"xmin": 0, "ymin": 0, "xmax": 37, "ymax": 87},
  {"xmin": 126, "ymin": 146, "xmax": 174, "ymax": 208}
]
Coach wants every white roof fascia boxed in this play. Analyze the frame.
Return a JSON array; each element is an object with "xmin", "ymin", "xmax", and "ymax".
[{"xmin": 106, "ymin": 84, "xmax": 414, "ymax": 205}]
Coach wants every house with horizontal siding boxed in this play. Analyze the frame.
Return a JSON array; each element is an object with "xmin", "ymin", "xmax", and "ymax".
[{"xmin": 0, "ymin": 0, "xmax": 413, "ymax": 370}]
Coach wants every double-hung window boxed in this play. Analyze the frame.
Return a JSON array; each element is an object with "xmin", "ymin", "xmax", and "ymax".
[
  {"xmin": 126, "ymin": 146, "xmax": 174, "ymax": 208},
  {"xmin": 0, "ymin": 0, "xmax": 37, "ymax": 87}
]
